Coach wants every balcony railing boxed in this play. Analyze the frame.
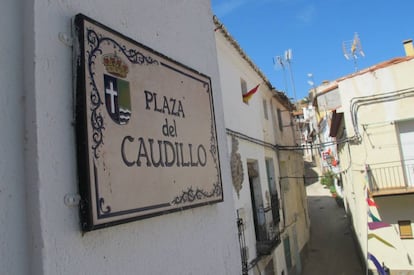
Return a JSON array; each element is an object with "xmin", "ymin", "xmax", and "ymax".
[
  {"xmin": 255, "ymin": 207, "xmax": 281, "ymax": 255},
  {"xmin": 366, "ymin": 161, "xmax": 414, "ymax": 196}
]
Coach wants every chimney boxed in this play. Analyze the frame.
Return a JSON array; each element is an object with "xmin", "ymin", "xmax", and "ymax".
[{"xmin": 403, "ymin": 39, "xmax": 414, "ymax": 56}]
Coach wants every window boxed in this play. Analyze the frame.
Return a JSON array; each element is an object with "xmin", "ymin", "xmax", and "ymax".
[
  {"xmin": 240, "ymin": 78, "xmax": 247, "ymax": 98},
  {"xmin": 277, "ymin": 108, "xmax": 283, "ymax": 132},
  {"xmin": 247, "ymin": 161, "xmax": 266, "ymax": 242},
  {"xmin": 263, "ymin": 99, "xmax": 268, "ymax": 120},
  {"xmin": 283, "ymin": 236, "xmax": 292, "ymax": 269},
  {"xmin": 398, "ymin": 220, "xmax": 413, "ymax": 239}
]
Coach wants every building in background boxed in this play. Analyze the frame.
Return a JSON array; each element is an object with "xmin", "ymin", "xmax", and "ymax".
[
  {"xmin": 310, "ymin": 40, "xmax": 414, "ymax": 274},
  {"xmin": 292, "ymin": 100, "xmax": 317, "ymax": 164},
  {"xmin": 214, "ymin": 16, "xmax": 310, "ymax": 275},
  {"xmin": 308, "ymin": 81, "xmax": 343, "ymax": 198}
]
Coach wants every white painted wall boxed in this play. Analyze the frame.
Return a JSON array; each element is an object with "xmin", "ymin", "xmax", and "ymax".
[
  {"xmin": 216, "ymin": 28, "xmax": 283, "ymax": 272},
  {"xmin": 338, "ymin": 59, "xmax": 414, "ymax": 138},
  {"xmin": 1, "ymin": 1, "xmax": 241, "ymax": 274},
  {"xmin": 375, "ymin": 195, "xmax": 414, "ymax": 269},
  {"xmin": 215, "ymin": 23, "xmax": 309, "ymax": 275},
  {"xmin": 0, "ymin": 1, "xmax": 28, "ymax": 275},
  {"xmin": 215, "ymin": 34, "xmax": 265, "ymax": 139},
  {"xmin": 337, "ymin": 59, "xmax": 414, "ymax": 272}
]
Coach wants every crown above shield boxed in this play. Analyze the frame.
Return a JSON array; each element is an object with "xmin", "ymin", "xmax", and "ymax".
[{"xmin": 102, "ymin": 53, "xmax": 129, "ymax": 78}]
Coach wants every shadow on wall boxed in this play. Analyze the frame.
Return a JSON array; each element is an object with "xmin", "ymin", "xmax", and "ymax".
[{"xmin": 304, "ymin": 161, "xmax": 320, "ymax": 186}]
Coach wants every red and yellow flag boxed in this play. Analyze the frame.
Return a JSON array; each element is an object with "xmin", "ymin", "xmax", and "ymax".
[{"xmin": 242, "ymin": 84, "xmax": 260, "ymax": 103}]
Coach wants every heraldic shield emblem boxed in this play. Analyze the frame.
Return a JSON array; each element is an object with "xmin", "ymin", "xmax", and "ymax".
[{"xmin": 102, "ymin": 54, "xmax": 131, "ymax": 125}]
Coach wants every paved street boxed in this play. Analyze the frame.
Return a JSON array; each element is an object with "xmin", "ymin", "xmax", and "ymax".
[{"xmin": 302, "ymin": 163, "xmax": 364, "ymax": 275}]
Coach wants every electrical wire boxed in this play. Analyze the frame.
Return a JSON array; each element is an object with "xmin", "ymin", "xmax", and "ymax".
[
  {"xmin": 350, "ymin": 87, "xmax": 414, "ymax": 140},
  {"xmin": 226, "ymin": 128, "xmax": 352, "ymax": 152}
]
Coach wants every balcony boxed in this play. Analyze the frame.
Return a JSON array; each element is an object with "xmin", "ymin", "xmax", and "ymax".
[
  {"xmin": 255, "ymin": 207, "xmax": 281, "ymax": 255},
  {"xmin": 366, "ymin": 161, "xmax": 414, "ymax": 196}
]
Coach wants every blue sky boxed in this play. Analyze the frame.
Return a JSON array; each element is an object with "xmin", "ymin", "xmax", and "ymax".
[{"xmin": 211, "ymin": 0, "xmax": 413, "ymax": 101}]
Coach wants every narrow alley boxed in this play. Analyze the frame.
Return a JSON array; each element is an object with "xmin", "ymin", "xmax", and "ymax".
[{"xmin": 302, "ymin": 162, "xmax": 364, "ymax": 275}]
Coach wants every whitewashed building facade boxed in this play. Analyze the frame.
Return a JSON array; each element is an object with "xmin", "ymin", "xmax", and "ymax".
[
  {"xmin": 310, "ymin": 41, "xmax": 414, "ymax": 274},
  {"xmin": 214, "ymin": 16, "xmax": 310, "ymax": 275}
]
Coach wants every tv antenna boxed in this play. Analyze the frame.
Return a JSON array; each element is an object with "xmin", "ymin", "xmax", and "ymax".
[
  {"xmin": 284, "ymin": 49, "xmax": 297, "ymax": 102},
  {"xmin": 273, "ymin": 55, "xmax": 289, "ymax": 95},
  {"xmin": 342, "ymin": 32, "xmax": 365, "ymax": 71},
  {"xmin": 273, "ymin": 48, "xmax": 297, "ymax": 102}
]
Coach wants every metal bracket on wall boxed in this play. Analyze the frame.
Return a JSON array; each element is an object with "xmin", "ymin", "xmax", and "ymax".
[
  {"xmin": 59, "ymin": 32, "xmax": 73, "ymax": 47},
  {"xmin": 64, "ymin": 193, "xmax": 81, "ymax": 207}
]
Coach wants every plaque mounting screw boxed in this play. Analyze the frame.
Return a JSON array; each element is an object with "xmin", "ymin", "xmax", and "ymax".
[{"xmin": 64, "ymin": 194, "xmax": 81, "ymax": 207}]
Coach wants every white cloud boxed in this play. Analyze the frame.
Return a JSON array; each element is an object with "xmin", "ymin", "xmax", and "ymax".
[{"xmin": 296, "ymin": 4, "xmax": 316, "ymax": 24}]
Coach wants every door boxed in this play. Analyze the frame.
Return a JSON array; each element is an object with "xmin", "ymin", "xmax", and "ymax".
[
  {"xmin": 293, "ymin": 225, "xmax": 302, "ymax": 274},
  {"xmin": 283, "ymin": 236, "xmax": 292, "ymax": 270},
  {"xmin": 398, "ymin": 120, "xmax": 414, "ymax": 186},
  {"xmin": 248, "ymin": 161, "xmax": 266, "ymax": 241},
  {"xmin": 266, "ymin": 158, "xmax": 280, "ymax": 224}
]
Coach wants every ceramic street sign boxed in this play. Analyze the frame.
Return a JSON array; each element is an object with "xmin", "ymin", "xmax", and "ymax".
[{"xmin": 74, "ymin": 14, "xmax": 223, "ymax": 231}]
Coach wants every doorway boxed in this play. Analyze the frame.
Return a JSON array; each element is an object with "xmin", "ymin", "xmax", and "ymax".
[
  {"xmin": 247, "ymin": 161, "xmax": 266, "ymax": 242},
  {"xmin": 398, "ymin": 120, "xmax": 414, "ymax": 186}
]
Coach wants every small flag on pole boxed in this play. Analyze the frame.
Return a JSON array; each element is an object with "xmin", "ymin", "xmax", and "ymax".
[
  {"xmin": 368, "ymin": 233, "xmax": 395, "ymax": 248},
  {"xmin": 368, "ymin": 222, "xmax": 391, "ymax": 230},
  {"xmin": 367, "ymin": 198, "xmax": 378, "ymax": 207},
  {"xmin": 368, "ymin": 209, "xmax": 381, "ymax": 222},
  {"xmin": 368, "ymin": 253, "xmax": 387, "ymax": 275},
  {"xmin": 242, "ymin": 84, "xmax": 260, "ymax": 103}
]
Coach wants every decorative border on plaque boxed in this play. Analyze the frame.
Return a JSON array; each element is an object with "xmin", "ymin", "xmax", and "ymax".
[
  {"xmin": 171, "ymin": 183, "xmax": 223, "ymax": 205},
  {"xmin": 75, "ymin": 14, "xmax": 223, "ymax": 231}
]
